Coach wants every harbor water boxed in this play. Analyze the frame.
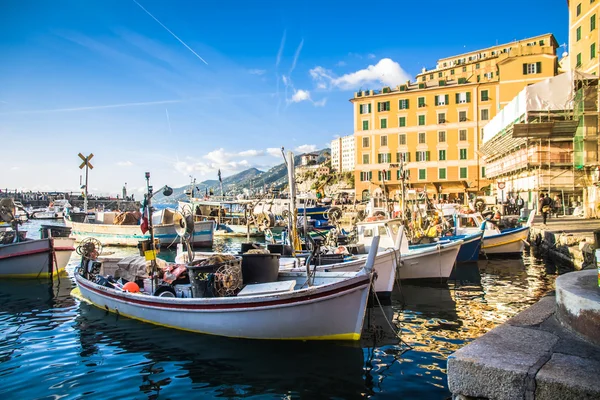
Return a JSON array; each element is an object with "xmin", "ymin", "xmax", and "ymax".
[{"xmin": 0, "ymin": 219, "xmax": 568, "ymax": 399}]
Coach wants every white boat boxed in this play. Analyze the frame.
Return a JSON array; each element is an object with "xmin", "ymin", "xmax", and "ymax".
[
  {"xmin": 453, "ymin": 210, "xmax": 534, "ymax": 255},
  {"xmin": 0, "ymin": 233, "xmax": 75, "ymax": 278},
  {"xmin": 66, "ymin": 208, "xmax": 215, "ymax": 248},
  {"xmin": 72, "ymin": 237, "xmax": 379, "ymax": 341},
  {"xmin": 30, "ymin": 199, "xmax": 71, "ymax": 220}
]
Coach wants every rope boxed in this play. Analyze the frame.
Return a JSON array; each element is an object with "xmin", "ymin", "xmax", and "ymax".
[{"xmin": 370, "ymin": 279, "xmax": 413, "ymax": 350}]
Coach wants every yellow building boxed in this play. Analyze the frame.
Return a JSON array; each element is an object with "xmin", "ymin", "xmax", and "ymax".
[
  {"xmin": 351, "ymin": 34, "xmax": 559, "ymax": 201},
  {"xmin": 568, "ymin": 0, "xmax": 599, "ymax": 75}
]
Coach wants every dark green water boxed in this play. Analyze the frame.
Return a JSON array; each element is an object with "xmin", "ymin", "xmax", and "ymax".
[{"xmin": 0, "ymin": 220, "xmax": 564, "ymax": 399}]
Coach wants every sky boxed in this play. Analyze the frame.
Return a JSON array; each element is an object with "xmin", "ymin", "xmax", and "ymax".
[{"xmin": 0, "ymin": 0, "xmax": 569, "ymax": 195}]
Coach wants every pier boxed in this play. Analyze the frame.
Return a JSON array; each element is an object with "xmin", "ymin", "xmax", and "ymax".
[{"xmin": 0, "ymin": 191, "xmax": 140, "ymax": 212}]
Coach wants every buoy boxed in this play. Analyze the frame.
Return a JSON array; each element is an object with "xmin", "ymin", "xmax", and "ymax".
[{"xmin": 123, "ymin": 281, "xmax": 140, "ymax": 293}]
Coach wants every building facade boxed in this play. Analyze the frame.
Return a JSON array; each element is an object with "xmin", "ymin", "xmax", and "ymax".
[
  {"xmin": 351, "ymin": 34, "xmax": 559, "ymax": 201},
  {"xmin": 330, "ymin": 135, "xmax": 356, "ymax": 173},
  {"xmin": 568, "ymin": 0, "xmax": 599, "ymax": 75}
]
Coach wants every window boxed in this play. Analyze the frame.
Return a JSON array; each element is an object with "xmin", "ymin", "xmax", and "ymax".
[
  {"xmin": 456, "ymin": 92, "xmax": 471, "ymax": 104},
  {"xmin": 459, "ymin": 167, "xmax": 468, "ymax": 179},
  {"xmin": 481, "ymin": 90, "xmax": 489, "ymax": 101},
  {"xmin": 577, "ymin": 53, "xmax": 582, "ymax": 67},
  {"xmin": 362, "ymin": 120, "xmax": 369, "ymax": 130},
  {"xmin": 399, "ymin": 133, "xmax": 406, "ymax": 145},
  {"xmin": 359, "ymin": 104, "xmax": 371, "ymax": 114},
  {"xmin": 451, "ymin": 69, "xmax": 455, "ymax": 75},
  {"xmin": 481, "ymin": 109, "xmax": 489, "ymax": 120},
  {"xmin": 362, "ymin": 154, "xmax": 369, "ymax": 164},
  {"xmin": 418, "ymin": 97, "xmax": 426, "ymax": 107},
  {"xmin": 460, "ymin": 148, "xmax": 468, "ymax": 160},
  {"xmin": 418, "ymin": 115, "xmax": 426, "ymax": 126},
  {"xmin": 399, "ymin": 117, "xmax": 406, "ymax": 127},
  {"xmin": 523, "ymin": 62, "xmax": 542, "ymax": 74},
  {"xmin": 377, "ymin": 153, "xmax": 391, "ymax": 163},
  {"xmin": 592, "ymin": 14, "xmax": 597, "ymax": 31},
  {"xmin": 438, "ymin": 72, "xmax": 443, "ymax": 78},
  {"xmin": 592, "ymin": 43, "xmax": 597, "ymax": 59},
  {"xmin": 378, "ymin": 101, "xmax": 390, "ymax": 112},
  {"xmin": 378, "ymin": 170, "xmax": 391, "ymax": 181},
  {"xmin": 399, "ymin": 99, "xmax": 409, "ymax": 109},
  {"xmin": 418, "ymin": 169, "xmax": 426, "ymax": 180},
  {"xmin": 418, "ymin": 132, "xmax": 426, "ymax": 144},
  {"xmin": 397, "ymin": 152, "xmax": 410, "ymax": 162},
  {"xmin": 577, "ymin": 26, "xmax": 582, "ymax": 41},
  {"xmin": 577, "ymin": 3, "xmax": 581, "ymax": 16},
  {"xmin": 438, "ymin": 113, "xmax": 446, "ymax": 124},
  {"xmin": 360, "ymin": 171, "xmax": 372, "ymax": 181},
  {"xmin": 439, "ymin": 149, "xmax": 446, "ymax": 161},
  {"xmin": 421, "ymin": 76, "xmax": 426, "ymax": 82},
  {"xmin": 435, "ymin": 94, "xmax": 449, "ymax": 106},
  {"xmin": 416, "ymin": 151, "xmax": 430, "ymax": 161},
  {"xmin": 475, "ymin": 63, "xmax": 480, "ymax": 69},
  {"xmin": 362, "ymin": 137, "xmax": 369, "ymax": 147},
  {"xmin": 381, "ymin": 119, "xmax": 387, "ymax": 129},
  {"xmin": 439, "ymin": 168, "xmax": 447, "ymax": 179},
  {"xmin": 380, "ymin": 135, "xmax": 387, "ymax": 146},
  {"xmin": 459, "ymin": 129, "xmax": 467, "ymax": 141},
  {"xmin": 430, "ymin": 73, "xmax": 434, "ymax": 79},
  {"xmin": 481, "ymin": 167, "xmax": 486, "ymax": 178},
  {"xmin": 462, "ymin": 66, "xmax": 467, "ymax": 72},
  {"xmin": 438, "ymin": 131, "xmax": 446, "ymax": 143},
  {"xmin": 459, "ymin": 111, "xmax": 468, "ymax": 122}
]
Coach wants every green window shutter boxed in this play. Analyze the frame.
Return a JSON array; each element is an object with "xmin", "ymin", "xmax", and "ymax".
[
  {"xmin": 592, "ymin": 43, "xmax": 597, "ymax": 59},
  {"xmin": 416, "ymin": 152, "xmax": 421, "ymax": 162},
  {"xmin": 377, "ymin": 102, "xmax": 381, "ymax": 112},
  {"xmin": 407, "ymin": 152, "xmax": 411, "ymax": 162},
  {"xmin": 434, "ymin": 97, "xmax": 439, "ymax": 106},
  {"xmin": 386, "ymin": 101, "xmax": 390, "ymax": 110},
  {"xmin": 536, "ymin": 62, "xmax": 542, "ymax": 74},
  {"xmin": 445, "ymin": 94, "xmax": 449, "ymax": 105},
  {"xmin": 523, "ymin": 63, "xmax": 528, "ymax": 75},
  {"xmin": 455, "ymin": 93, "xmax": 460, "ymax": 103},
  {"xmin": 368, "ymin": 104, "xmax": 371, "ymax": 113},
  {"xmin": 466, "ymin": 92, "xmax": 471, "ymax": 103},
  {"xmin": 406, "ymin": 99, "xmax": 409, "ymax": 109},
  {"xmin": 396, "ymin": 153, "xmax": 400, "ymax": 162},
  {"xmin": 426, "ymin": 151, "xmax": 430, "ymax": 161}
]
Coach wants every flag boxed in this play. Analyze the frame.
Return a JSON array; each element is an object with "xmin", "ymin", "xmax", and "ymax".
[
  {"xmin": 140, "ymin": 197, "xmax": 149, "ymax": 234},
  {"xmin": 218, "ymin": 169, "xmax": 222, "ymax": 183}
]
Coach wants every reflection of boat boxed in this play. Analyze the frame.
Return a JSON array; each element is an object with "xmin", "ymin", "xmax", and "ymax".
[
  {"xmin": 66, "ymin": 208, "xmax": 214, "ymax": 248},
  {"xmin": 74, "ymin": 302, "xmax": 368, "ymax": 398},
  {"xmin": 73, "ymin": 237, "xmax": 379, "ymax": 341},
  {"xmin": 397, "ymin": 282, "xmax": 458, "ymax": 320}
]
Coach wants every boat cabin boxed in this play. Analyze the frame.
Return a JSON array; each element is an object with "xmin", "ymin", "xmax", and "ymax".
[{"xmin": 356, "ymin": 218, "xmax": 409, "ymax": 253}]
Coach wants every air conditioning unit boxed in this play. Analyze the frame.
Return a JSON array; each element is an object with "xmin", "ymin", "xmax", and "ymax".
[{"xmin": 459, "ymin": 100, "xmax": 466, "ymax": 104}]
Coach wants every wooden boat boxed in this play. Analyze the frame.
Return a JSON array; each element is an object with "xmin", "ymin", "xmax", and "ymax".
[
  {"xmin": 409, "ymin": 231, "xmax": 484, "ymax": 263},
  {"xmin": 178, "ymin": 199, "xmax": 263, "ymax": 238},
  {"xmin": 66, "ymin": 208, "xmax": 215, "ymax": 248},
  {"xmin": 30, "ymin": 199, "xmax": 71, "ymax": 220},
  {"xmin": 0, "ymin": 231, "xmax": 75, "ymax": 278},
  {"xmin": 72, "ymin": 236, "xmax": 379, "ymax": 341}
]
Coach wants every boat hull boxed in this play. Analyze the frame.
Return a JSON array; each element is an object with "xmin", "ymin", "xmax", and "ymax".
[
  {"xmin": 482, "ymin": 227, "xmax": 528, "ymax": 254},
  {"xmin": 0, "ymin": 237, "xmax": 75, "ymax": 278},
  {"xmin": 69, "ymin": 220, "xmax": 215, "ymax": 248},
  {"xmin": 73, "ymin": 271, "xmax": 371, "ymax": 341},
  {"xmin": 215, "ymin": 224, "xmax": 264, "ymax": 238},
  {"xmin": 400, "ymin": 240, "xmax": 461, "ymax": 280}
]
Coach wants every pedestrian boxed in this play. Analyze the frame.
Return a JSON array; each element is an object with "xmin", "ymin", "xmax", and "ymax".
[
  {"xmin": 539, "ymin": 194, "xmax": 552, "ymax": 224},
  {"xmin": 516, "ymin": 194, "xmax": 525, "ymax": 214},
  {"xmin": 553, "ymin": 194, "xmax": 562, "ymax": 217}
]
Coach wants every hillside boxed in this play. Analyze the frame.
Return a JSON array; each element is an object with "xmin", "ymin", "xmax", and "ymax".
[{"xmin": 153, "ymin": 149, "xmax": 330, "ymax": 204}]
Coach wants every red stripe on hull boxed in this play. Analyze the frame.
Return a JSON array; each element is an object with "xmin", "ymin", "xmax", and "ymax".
[
  {"xmin": 78, "ymin": 274, "xmax": 369, "ymax": 311},
  {"xmin": 0, "ymin": 247, "xmax": 51, "ymax": 260}
]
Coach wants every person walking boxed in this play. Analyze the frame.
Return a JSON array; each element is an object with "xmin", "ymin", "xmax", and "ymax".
[
  {"xmin": 539, "ymin": 194, "xmax": 552, "ymax": 224},
  {"xmin": 553, "ymin": 194, "xmax": 562, "ymax": 217},
  {"xmin": 516, "ymin": 194, "xmax": 525, "ymax": 215}
]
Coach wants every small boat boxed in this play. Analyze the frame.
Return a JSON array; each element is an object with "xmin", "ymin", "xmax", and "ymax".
[
  {"xmin": 453, "ymin": 211, "xmax": 533, "ymax": 255},
  {"xmin": 0, "ymin": 225, "xmax": 75, "ymax": 278},
  {"xmin": 409, "ymin": 231, "xmax": 484, "ymax": 263},
  {"xmin": 30, "ymin": 199, "xmax": 71, "ymax": 220},
  {"xmin": 72, "ymin": 236, "xmax": 379, "ymax": 341},
  {"xmin": 66, "ymin": 208, "xmax": 215, "ymax": 248}
]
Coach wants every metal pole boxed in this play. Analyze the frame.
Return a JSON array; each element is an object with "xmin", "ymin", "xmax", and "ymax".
[
  {"xmin": 145, "ymin": 172, "xmax": 157, "ymax": 294},
  {"xmin": 84, "ymin": 163, "xmax": 89, "ymax": 213}
]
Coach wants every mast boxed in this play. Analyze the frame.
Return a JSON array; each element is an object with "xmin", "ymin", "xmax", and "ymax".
[{"xmin": 286, "ymin": 151, "xmax": 301, "ymax": 253}]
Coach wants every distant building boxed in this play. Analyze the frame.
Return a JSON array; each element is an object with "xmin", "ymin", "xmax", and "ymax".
[
  {"xmin": 330, "ymin": 135, "xmax": 356, "ymax": 172},
  {"xmin": 351, "ymin": 34, "xmax": 559, "ymax": 202},
  {"xmin": 317, "ymin": 165, "xmax": 331, "ymax": 177},
  {"xmin": 300, "ymin": 153, "xmax": 319, "ymax": 166},
  {"xmin": 568, "ymin": 1, "xmax": 599, "ymax": 76}
]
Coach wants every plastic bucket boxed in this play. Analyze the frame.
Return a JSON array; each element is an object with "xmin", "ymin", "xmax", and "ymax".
[
  {"xmin": 241, "ymin": 253, "xmax": 281, "ymax": 284},
  {"xmin": 186, "ymin": 256, "xmax": 242, "ymax": 298}
]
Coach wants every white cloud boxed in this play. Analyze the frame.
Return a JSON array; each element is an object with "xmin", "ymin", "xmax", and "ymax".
[
  {"xmin": 266, "ymin": 147, "xmax": 283, "ymax": 157},
  {"xmin": 282, "ymin": 75, "xmax": 289, "ymax": 85},
  {"xmin": 313, "ymin": 98, "xmax": 327, "ymax": 107},
  {"xmin": 248, "ymin": 69, "xmax": 266, "ymax": 75},
  {"xmin": 310, "ymin": 58, "xmax": 412, "ymax": 90},
  {"xmin": 117, "ymin": 161, "xmax": 133, "ymax": 167},
  {"xmin": 335, "ymin": 61, "xmax": 346, "ymax": 67},
  {"xmin": 291, "ymin": 89, "xmax": 311, "ymax": 103},
  {"xmin": 295, "ymin": 144, "xmax": 317, "ymax": 153},
  {"xmin": 239, "ymin": 149, "xmax": 264, "ymax": 157}
]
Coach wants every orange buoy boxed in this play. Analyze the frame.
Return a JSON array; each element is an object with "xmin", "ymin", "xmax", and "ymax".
[{"xmin": 122, "ymin": 281, "xmax": 140, "ymax": 293}]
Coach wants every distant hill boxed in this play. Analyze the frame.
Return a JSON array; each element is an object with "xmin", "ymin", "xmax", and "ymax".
[{"xmin": 153, "ymin": 149, "xmax": 330, "ymax": 204}]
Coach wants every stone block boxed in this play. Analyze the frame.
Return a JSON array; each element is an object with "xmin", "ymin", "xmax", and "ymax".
[
  {"xmin": 507, "ymin": 296, "xmax": 555, "ymax": 328},
  {"xmin": 447, "ymin": 324, "xmax": 558, "ymax": 400},
  {"xmin": 535, "ymin": 353, "xmax": 600, "ymax": 400}
]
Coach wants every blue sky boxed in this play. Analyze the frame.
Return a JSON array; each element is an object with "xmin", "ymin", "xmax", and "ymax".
[{"xmin": 0, "ymin": 0, "xmax": 568, "ymax": 194}]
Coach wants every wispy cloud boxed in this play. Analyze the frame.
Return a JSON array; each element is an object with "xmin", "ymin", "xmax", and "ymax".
[
  {"xmin": 291, "ymin": 89, "xmax": 310, "ymax": 103},
  {"xmin": 275, "ymin": 29, "xmax": 287, "ymax": 114},
  {"xmin": 239, "ymin": 149, "xmax": 264, "ymax": 157},
  {"xmin": 310, "ymin": 58, "xmax": 411, "ymax": 90},
  {"xmin": 295, "ymin": 144, "xmax": 317, "ymax": 153},
  {"xmin": 117, "ymin": 161, "xmax": 134, "ymax": 167},
  {"xmin": 173, "ymin": 147, "xmax": 274, "ymax": 178},
  {"xmin": 1, "ymin": 99, "xmax": 183, "ymax": 115},
  {"xmin": 132, "ymin": 0, "xmax": 208, "ymax": 65},
  {"xmin": 313, "ymin": 98, "xmax": 327, "ymax": 107},
  {"xmin": 335, "ymin": 61, "xmax": 346, "ymax": 67},
  {"xmin": 266, "ymin": 147, "xmax": 283, "ymax": 157},
  {"xmin": 248, "ymin": 69, "xmax": 267, "ymax": 75},
  {"xmin": 288, "ymin": 38, "xmax": 304, "ymax": 77},
  {"xmin": 367, "ymin": 53, "xmax": 376, "ymax": 59},
  {"xmin": 165, "ymin": 108, "xmax": 173, "ymax": 135}
]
